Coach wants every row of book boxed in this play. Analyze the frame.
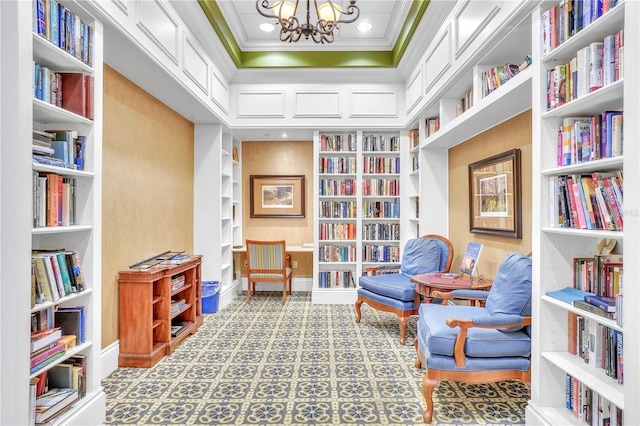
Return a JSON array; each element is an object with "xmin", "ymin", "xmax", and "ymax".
[
  {"xmin": 481, "ymin": 56, "xmax": 532, "ymax": 98},
  {"xmin": 319, "ymin": 134, "xmax": 357, "ymax": 152},
  {"xmin": 170, "ymin": 298, "xmax": 187, "ymax": 315},
  {"xmin": 361, "ymin": 178, "xmax": 400, "ymax": 196},
  {"xmin": 34, "ymin": 0, "xmax": 94, "ymax": 66},
  {"xmin": 319, "ymin": 156, "xmax": 357, "ymax": 174},
  {"xmin": 319, "ymin": 178, "xmax": 356, "ymax": 196},
  {"xmin": 409, "ymin": 129, "xmax": 419, "ymax": 149},
  {"xmin": 362, "ymin": 223, "xmax": 400, "ymax": 241},
  {"xmin": 319, "ymin": 200, "xmax": 357, "ymax": 218},
  {"xmin": 456, "ymin": 89, "xmax": 473, "ymax": 117},
  {"xmin": 170, "ymin": 274, "xmax": 186, "ymax": 292},
  {"xmin": 362, "ymin": 200, "xmax": 400, "ymax": 218},
  {"xmin": 542, "ymin": 0, "xmax": 623, "ymax": 55},
  {"xmin": 33, "ymin": 129, "xmax": 86, "ymax": 171},
  {"xmin": 319, "ymin": 223, "xmax": 357, "ymax": 241},
  {"xmin": 318, "ymin": 270, "xmax": 356, "ymax": 288},
  {"xmin": 571, "ymin": 313, "xmax": 623, "ymax": 382},
  {"xmin": 30, "ymin": 307, "xmax": 86, "ymax": 374},
  {"xmin": 556, "ymin": 111, "xmax": 623, "ymax": 167},
  {"xmin": 425, "ymin": 117, "xmax": 440, "ymax": 138},
  {"xmin": 412, "ymin": 154, "xmax": 419, "ymax": 172},
  {"xmin": 546, "ymin": 30, "xmax": 623, "ymax": 111},
  {"xmin": 318, "ymin": 244, "xmax": 357, "ymax": 263},
  {"xmin": 362, "ymin": 156, "xmax": 400, "ymax": 174},
  {"xmin": 362, "ymin": 135, "xmax": 400, "ymax": 152},
  {"xmin": 33, "ymin": 172, "xmax": 77, "ymax": 228},
  {"xmin": 552, "ymin": 172, "xmax": 623, "ymax": 231},
  {"xmin": 565, "ymin": 374, "xmax": 623, "ymax": 426},
  {"xmin": 362, "ymin": 244, "xmax": 401, "ymax": 263},
  {"xmin": 32, "ymin": 250, "xmax": 86, "ymax": 305},
  {"xmin": 573, "ymin": 254, "xmax": 622, "ymax": 299},
  {"xmin": 33, "ymin": 65, "xmax": 95, "ymax": 120}
]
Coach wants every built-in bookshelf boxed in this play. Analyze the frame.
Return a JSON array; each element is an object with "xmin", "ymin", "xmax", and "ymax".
[
  {"xmin": 312, "ymin": 130, "xmax": 400, "ymax": 304},
  {"xmin": 0, "ymin": 1, "xmax": 106, "ymax": 424},
  {"xmin": 220, "ymin": 134, "xmax": 234, "ymax": 292},
  {"xmin": 232, "ymin": 139, "xmax": 242, "ymax": 286},
  {"xmin": 528, "ymin": 1, "xmax": 638, "ymax": 424}
]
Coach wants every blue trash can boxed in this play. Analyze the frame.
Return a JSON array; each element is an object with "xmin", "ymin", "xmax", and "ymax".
[{"xmin": 202, "ymin": 281, "xmax": 220, "ymax": 313}]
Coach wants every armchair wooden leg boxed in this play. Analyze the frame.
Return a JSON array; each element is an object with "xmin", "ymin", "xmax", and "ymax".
[
  {"xmin": 354, "ymin": 297, "xmax": 363, "ymax": 323},
  {"xmin": 414, "ymin": 339, "xmax": 422, "ymax": 369},
  {"xmin": 422, "ymin": 375, "xmax": 440, "ymax": 424},
  {"xmin": 247, "ymin": 280, "xmax": 253, "ymax": 303},
  {"xmin": 282, "ymin": 282, "xmax": 286, "ymax": 304},
  {"xmin": 398, "ymin": 315, "xmax": 408, "ymax": 345}
]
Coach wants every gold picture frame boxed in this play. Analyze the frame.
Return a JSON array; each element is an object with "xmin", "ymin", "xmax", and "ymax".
[
  {"xmin": 468, "ymin": 149, "xmax": 521, "ymax": 238},
  {"xmin": 250, "ymin": 175, "xmax": 305, "ymax": 218}
]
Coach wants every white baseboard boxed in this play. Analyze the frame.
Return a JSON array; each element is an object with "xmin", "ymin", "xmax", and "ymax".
[{"xmin": 101, "ymin": 340, "xmax": 120, "ymax": 380}]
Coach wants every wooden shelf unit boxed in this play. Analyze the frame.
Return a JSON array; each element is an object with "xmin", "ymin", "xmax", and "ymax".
[{"xmin": 118, "ymin": 256, "xmax": 202, "ymax": 368}]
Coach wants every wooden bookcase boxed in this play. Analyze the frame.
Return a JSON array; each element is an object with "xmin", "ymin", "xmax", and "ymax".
[{"xmin": 118, "ymin": 256, "xmax": 202, "ymax": 368}]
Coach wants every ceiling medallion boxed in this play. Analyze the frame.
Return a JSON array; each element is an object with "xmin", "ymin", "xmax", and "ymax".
[{"xmin": 256, "ymin": 0, "xmax": 360, "ymax": 44}]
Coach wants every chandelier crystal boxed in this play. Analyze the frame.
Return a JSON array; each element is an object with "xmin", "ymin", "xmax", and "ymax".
[{"xmin": 256, "ymin": 0, "xmax": 360, "ymax": 44}]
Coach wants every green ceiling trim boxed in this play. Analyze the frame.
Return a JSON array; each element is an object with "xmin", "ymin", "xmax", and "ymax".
[
  {"xmin": 198, "ymin": 0, "xmax": 429, "ymax": 69},
  {"xmin": 198, "ymin": 0, "xmax": 243, "ymax": 68},
  {"xmin": 241, "ymin": 51, "xmax": 394, "ymax": 68},
  {"xmin": 392, "ymin": 0, "xmax": 430, "ymax": 66}
]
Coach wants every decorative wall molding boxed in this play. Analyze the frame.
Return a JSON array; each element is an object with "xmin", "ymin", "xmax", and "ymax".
[
  {"xmin": 110, "ymin": 0, "xmax": 129, "ymax": 16},
  {"xmin": 237, "ymin": 91, "xmax": 285, "ymax": 118},
  {"xmin": 135, "ymin": 0, "xmax": 179, "ymax": 65},
  {"xmin": 293, "ymin": 91, "xmax": 341, "ymax": 117},
  {"xmin": 424, "ymin": 24, "xmax": 451, "ymax": 94},
  {"xmin": 182, "ymin": 33, "xmax": 209, "ymax": 96},
  {"xmin": 405, "ymin": 68, "xmax": 423, "ymax": 114},
  {"xmin": 211, "ymin": 70, "xmax": 229, "ymax": 115},
  {"xmin": 349, "ymin": 91, "xmax": 398, "ymax": 117},
  {"xmin": 454, "ymin": 0, "xmax": 500, "ymax": 59}
]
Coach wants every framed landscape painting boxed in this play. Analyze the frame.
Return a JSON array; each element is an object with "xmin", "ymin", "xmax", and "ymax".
[
  {"xmin": 250, "ymin": 175, "xmax": 305, "ymax": 218},
  {"xmin": 468, "ymin": 149, "xmax": 521, "ymax": 238}
]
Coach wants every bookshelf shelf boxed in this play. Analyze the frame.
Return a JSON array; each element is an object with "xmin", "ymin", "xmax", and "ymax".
[
  {"xmin": 32, "ymin": 225, "xmax": 93, "ymax": 235},
  {"xmin": 33, "ymin": 98, "xmax": 94, "ymax": 125},
  {"xmin": 542, "ymin": 295, "xmax": 622, "ymax": 332},
  {"xmin": 30, "ymin": 289, "xmax": 93, "ymax": 314}
]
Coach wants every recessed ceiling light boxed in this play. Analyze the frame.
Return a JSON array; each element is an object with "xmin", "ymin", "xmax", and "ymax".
[
  {"xmin": 260, "ymin": 23, "xmax": 275, "ymax": 32},
  {"xmin": 357, "ymin": 22, "xmax": 372, "ymax": 33}
]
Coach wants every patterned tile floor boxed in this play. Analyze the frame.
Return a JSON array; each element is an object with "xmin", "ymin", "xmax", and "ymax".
[{"xmin": 103, "ymin": 292, "xmax": 529, "ymax": 425}]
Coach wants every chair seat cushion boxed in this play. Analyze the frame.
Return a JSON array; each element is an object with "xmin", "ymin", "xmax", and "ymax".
[
  {"xmin": 357, "ymin": 287, "xmax": 417, "ymax": 311},
  {"xmin": 249, "ymin": 267, "xmax": 291, "ymax": 279},
  {"xmin": 417, "ymin": 304, "xmax": 531, "ymax": 358},
  {"xmin": 359, "ymin": 273, "xmax": 415, "ymax": 302},
  {"xmin": 417, "ymin": 331, "xmax": 530, "ymax": 372}
]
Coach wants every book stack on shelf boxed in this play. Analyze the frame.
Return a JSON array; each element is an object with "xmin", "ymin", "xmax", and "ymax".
[
  {"xmin": 408, "ymin": 128, "xmax": 419, "ymax": 150},
  {"xmin": 425, "ymin": 117, "xmax": 440, "ymax": 137},
  {"xmin": 456, "ymin": 89, "xmax": 473, "ymax": 116},
  {"xmin": 481, "ymin": 56, "xmax": 532, "ymax": 97},
  {"xmin": 565, "ymin": 375, "xmax": 623, "ymax": 425},
  {"xmin": 34, "ymin": 388, "xmax": 79, "ymax": 425}
]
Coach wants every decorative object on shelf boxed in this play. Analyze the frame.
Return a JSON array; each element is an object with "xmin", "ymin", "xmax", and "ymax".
[
  {"xmin": 250, "ymin": 175, "xmax": 305, "ymax": 218},
  {"xmin": 468, "ymin": 149, "xmax": 522, "ymax": 238},
  {"xmin": 232, "ymin": 146, "xmax": 239, "ymax": 162},
  {"xmin": 255, "ymin": 0, "xmax": 360, "ymax": 44}
]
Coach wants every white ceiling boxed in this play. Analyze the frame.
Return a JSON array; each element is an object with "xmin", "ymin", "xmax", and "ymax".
[{"xmin": 214, "ymin": 0, "xmax": 414, "ymax": 51}]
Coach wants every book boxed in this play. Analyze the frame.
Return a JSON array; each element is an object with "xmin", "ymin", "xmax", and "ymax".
[
  {"xmin": 30, "ymin": 342, "xmax": 66, "ymax": 368},
  {"xmin": 30, "ymin": 328, "xmax": 62, "ymax": 353},
  {"xmin": 573, "ymin": 300, "xmax": 616, "ymax": 320},
  {"xmin": 54, "ymin": 308, "xmax": 85, "ymax": 344},
  {"xmin": 47, "ymin": 363, "xmax": 74, "ymax": 389},
  {"xmin": 60, "ymin": 73, "xmax": 88, "ymax": 118},
  {"xmin": 35, "ymin": 388, "xmax": 78, "ymax": 423},
  {"xmin": 584, "ymin": 294, "xmax": 616, "ymax": 313},
  {"xmin": 545, "ymin": 286, "xmax": 594, "ymax": 304},
  {"xmin": 459, "ymin": 242, "xmax": 482, "ymax": 277}
]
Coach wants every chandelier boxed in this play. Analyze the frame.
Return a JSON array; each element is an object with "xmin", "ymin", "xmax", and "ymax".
[{"xmin": 256, "ymin": 0, "xmax": 360, "ymax": 44}]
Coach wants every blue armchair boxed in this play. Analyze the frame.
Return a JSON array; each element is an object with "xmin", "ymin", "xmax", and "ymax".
[
  {"xmin": 414, "ymin": 252, "xmax": 532, "ymax": 423},
  {"xmin": 355, "ymin": 235, "xmax": 453, "ymax": 344}
]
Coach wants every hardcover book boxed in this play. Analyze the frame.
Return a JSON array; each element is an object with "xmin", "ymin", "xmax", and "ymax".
[
  {"xmin": 459, "ymin": 242, "xmax": 483, "ymax": 277},
  {"xmin": 584, "ymin": 294, "xmax": 616, "ymax": 312}
]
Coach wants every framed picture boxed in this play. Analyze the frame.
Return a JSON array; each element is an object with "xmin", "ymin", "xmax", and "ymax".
[
  {"xmin": 250, "ymin": 175, "xmax": 305, "ymax": 218},
  {"xmin": 468, "ymin": 149, "xmax": 521, "ymax": 238}
]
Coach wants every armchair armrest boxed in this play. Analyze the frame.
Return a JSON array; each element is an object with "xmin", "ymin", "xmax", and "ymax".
[{"xmin": 446, "ymin": 315, "xmax": 532, "ymax": 367}]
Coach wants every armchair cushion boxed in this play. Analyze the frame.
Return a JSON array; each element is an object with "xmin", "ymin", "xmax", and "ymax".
[
  {"xmin": 485, "ymin": 253, "xmax": 532, "ymax": 331},
  {"xmin": 400, "ymin": 238, "xmax": 442, "ymax": 277},
  {"xmin": 359, "ymin": 272, "xmax": 416, "ymax": 302},
  {"xmin": 417, "ymin": 304, "xmax": 531, "ymax": 359}
]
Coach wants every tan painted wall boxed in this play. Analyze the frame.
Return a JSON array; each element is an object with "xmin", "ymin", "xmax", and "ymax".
[
  {"xmin": 237, "ymin": 140, "xmax": 315, "ymax": 278},
  {"xmin": 448, "ymin": 110, "xmax": 532, "ymax": 280},
  {"xmin": 101, "ymin": 65, "xmax": 194, "ymax": 348}
]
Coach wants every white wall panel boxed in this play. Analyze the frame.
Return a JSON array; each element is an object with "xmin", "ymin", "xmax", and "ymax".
[
  {"xmin": 211, "ymin": 71, "xmax": 229, "ymax": 115},
  {"xmin": 110, "ymin": 0, "xmax": 130, "ymax": 16},
  {"xmin": 136, "ymin": 0, "xmax": 179, "ymax": 65},
  {"xmin": 454, "ymin": 0, "xmax": 500, "ymax": 58},
  {"xmin": 293, "ymin": 91, "xmax": 341, "ymax": 117},
  {"xmin": 182, "ymin": 34, "xmax": 208, "ymax": 96},
  {"xmin": 405, "ymin": 68, "xmax": 423, "ymax": 114},
  {"xmin": 424, "ymin": 25, "xmax": 451, "ymax": 93},
  {"xmin": 237, "ymin": 91, "xmax": 285, "ymax": 117},
  {"xmin": 349, "ymin": 91, "xmax": 398, "ymax": 117}
]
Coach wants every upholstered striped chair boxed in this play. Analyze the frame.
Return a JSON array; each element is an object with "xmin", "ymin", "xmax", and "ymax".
[{"xmin": 246, "ymin": 240, "xmax": 293, "ymax": 304}]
